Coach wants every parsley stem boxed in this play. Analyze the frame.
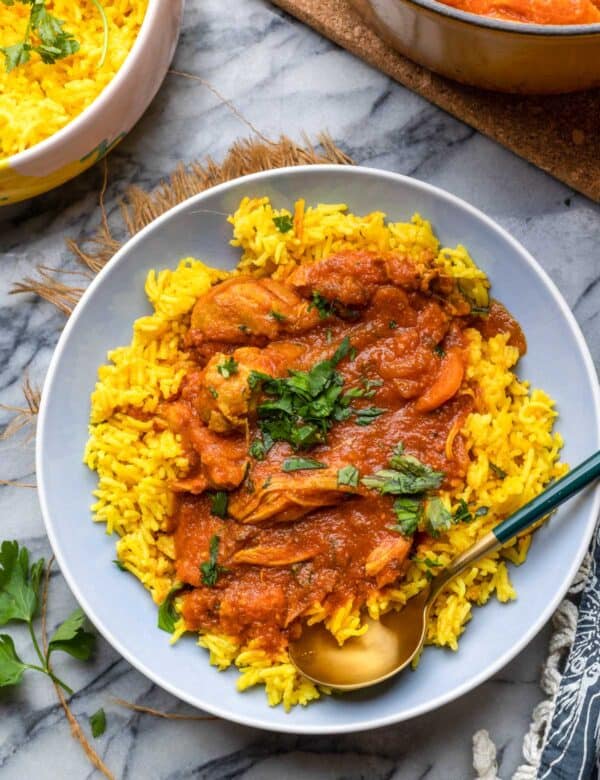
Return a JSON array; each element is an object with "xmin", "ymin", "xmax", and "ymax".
[
  {"xmin": 27, "ymin": 620, "xmax": 74, "ymax": 695},
  {"xmin": 25, "ymin": 663, "xmax": 74, "ymax": 696},
  {"xmin": 90, "ymin": 0, "xmax": 109, "ymax": 68},
  {"xmin": 28, "ymin": 620, "xmax": 45, "ymax": 669}
]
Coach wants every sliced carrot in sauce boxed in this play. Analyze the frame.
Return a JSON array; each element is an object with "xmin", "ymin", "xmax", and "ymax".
[{"xmin": 416, "ymin": 348, "xmax": 465, "ymax": 413}]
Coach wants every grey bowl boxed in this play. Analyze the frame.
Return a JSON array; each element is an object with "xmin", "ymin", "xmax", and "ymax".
[{"xmin": 37, "ymin": 165, "xmax": 600, "ymax": 733}]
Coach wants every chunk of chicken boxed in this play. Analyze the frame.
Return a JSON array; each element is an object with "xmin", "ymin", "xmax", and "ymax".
[
  {"xmin": 287, "ymin": 250, "xmax": 430, "ymax": 307},
  {"xmin": 230, "ymin": 544, "xmax": 317, "ymax": 566},
  {"xmin": 365, "ymin": 535, "xmax": 412, "ymax": 588},
  {"xmin": 192, "ymin": 343, "xmax": 304, "ymax": 433},
  {"xmin": 160, "ymin": 401, "xmax": 248, "ymax": 492},
  {"xmin": 190, "ymin": 276, "xmax": 321, "ymax": 343},
  {"xmin": 228, "ymin": 470, "xmax": 361, "ymax": 524}
]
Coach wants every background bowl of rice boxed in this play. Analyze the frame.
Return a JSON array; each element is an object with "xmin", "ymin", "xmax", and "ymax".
[
  {"xmin": 37, "ymin": 166, "xmax": 600, "ymax": 733},
  {"xmin": 0, "ymin": 0, "xmax": 183, "ymax": 206}
]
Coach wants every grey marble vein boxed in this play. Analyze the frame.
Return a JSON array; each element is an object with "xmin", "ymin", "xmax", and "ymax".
[{"xmin": 0, "ymin": 0, "xmax": 599, "ymax": 777}]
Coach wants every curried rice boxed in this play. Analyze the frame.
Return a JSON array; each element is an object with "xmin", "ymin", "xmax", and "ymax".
[
  {"xmin": 0, "ymin": 0, "xmax": 147, "ymax": 158},
  {"xmin": 84, "ymin": 198, "xmax": 567, "ymax": 709}
]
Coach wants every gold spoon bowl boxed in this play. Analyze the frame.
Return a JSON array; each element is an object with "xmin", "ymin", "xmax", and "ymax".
[{"xmin": 289, "ymin": 449, "xmax": 600, "ymax": 690}]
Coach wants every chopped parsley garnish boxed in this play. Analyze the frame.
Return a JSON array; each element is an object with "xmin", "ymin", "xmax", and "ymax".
[
  {"xmin": 238, "ymin": 324, "xmax": 251, "ymax": 334},
  {"xmin": 157, "ymin": 582, "xmax": 182, "ymax": 633},
  {"xmin": 113, "ymin": 559, "xmax": 127, "ymax": 572},
  {"xmin": 412, "ymin": 555, "xmax": 443, "ymax": 568},
  {"xmin": 249, "ymin": 438, "xmax": 269, "ymax": 460},
  {"xmin": 363, "ymin": 445, "xmax": 455, "ymax": 540},
  {"xmin": 217, "ymin": 357, "xmax": 238, "ymax": 378},
  {"xmin": 270, "ymin": 310, "xmax": 287, "ymax": 322},
  {"xmin": 453, "ymin": 499, "xmax": 489, "ymax": 524},
  {"xmin": 362, "ymin": 377, "xmax": 383, "ymax": 398},
  {"xmin": 337, "ymin": 465, "xmax": 359, "ymax": 487},
  {"xmin": 434, "ymin": 344, "xmax": 446, "ymax": 358},
  {"xmin": 248, "ymin": 337, "xmax": 356, "ymax": 451},
  {"xmin": 355, "ymin": 406, "xmax": 386, "ymax": 426},
  {"xmin": 90, "ymin": 708, "xmax": 107, "ymax": 739},
  {"xmin": 362, "ymin": 444, "xmax": 444, "ymax": 495},
  {"xmin": 273, "ymin": 214, "xmax": 293, "ymax": 233},
  {"xmin": 0, "ymin": 0, "xmax": 81, "ymax": 73},
  {"xmin": 389, "ymin": 320, "xmax": 398, "ymax": 330},
  {"xmin": 208, "ymin": 387, "xmax": 218, "ymax": 399},
  {"xmin": 392, "ymin": 497, "xmax": 421, "ymax": 536},
  {"xmin": 489, "ymin": 462, "xmax": 507, "ymax": 480},
  {"xmin": 200, "ymin": 535, "xmax": 227, "ymax": 588},
  {"xmin": 423, "ymin": 497, "xmax": 453, "ymax": 537},
  {"xmin": 308, "ymin": 291, "xmax": 335, "ymax": 319},
  {"xmin": 210, "ymin": 491, "xmax": 228, "ymax": 519},
  {"xmin": 282, "ymin": 457, "xmax": 326, "ymax": 472}
]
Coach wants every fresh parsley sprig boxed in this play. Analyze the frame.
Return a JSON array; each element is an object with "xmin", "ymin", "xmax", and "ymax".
[
  {"xmin": 361, "ymin": 444, "xmax": 444, "ymax": 496},
  {"xmin": 0, "ymin": 540, "xmax": 95, "ymax": 693},
  {"xmin": 248, "ymin": 336, "xmax": 357, "ymax": 453},
  {"xmin": 1, "ymin": 0, "xmax": 109, "ymax": 73}
]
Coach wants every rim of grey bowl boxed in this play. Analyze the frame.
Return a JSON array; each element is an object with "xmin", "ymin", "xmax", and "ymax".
[
  {"xmin": 385, "ymin": 0, "xmax": 600, "ymax": 35},
  {"xmin": 36, "ymin": 164, "xmax": 600, "ymax": 734},
  {"xmin": 0, "ymin": 0, "xmax": 176, "ymax": 169}
]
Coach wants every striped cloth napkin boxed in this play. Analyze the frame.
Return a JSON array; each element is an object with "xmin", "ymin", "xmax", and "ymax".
[{"xmin": 537, "ymin": 523, "xmax": 600, "ymax": 779}]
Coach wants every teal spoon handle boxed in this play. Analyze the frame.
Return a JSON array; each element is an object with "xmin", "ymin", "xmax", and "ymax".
[
  {"xmin": 438, "ymin": 450, "xmax": 600, "ymax": 590},
  {"xmin": 493, "ymin": 449, "xmax": 600, "ymax": 543}
]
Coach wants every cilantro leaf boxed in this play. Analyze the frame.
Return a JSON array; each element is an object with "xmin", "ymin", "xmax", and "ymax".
[
  {"xmin": 337, "ymin": 465, "xmax": 359, "ymax": 487},
  {"xmin": 210, "ymin": 491, "xmax": 228, "ymax": 519},
  {"xmin": 90, "ymin": 707, "xmax": 106, "ymax": 738},
  {"xmin": 452, "ymin": 499, "xmax": 489, "ymax": 524},
  {"xmin": 282, "ymin": 457, "xmax": 326, "ymax": 472},
  {"xmin": 0, "ymin": 634, "xmax": 27, "ymax": 687},
  {"xmin": 1, "ymin": 42, "xmax": 30, "ymax": 72},
  {"xmin": 48, "ymin": 608, "xmax": 95, "ymax": 661},
  {"xmin": 273, "ymin": 214, "xmax": 293, "ymax": 233},
  {"xmin": 248, "ymin": 338, "xmax": 357, "ymax": 452},
  {"xmin": 157, "ymin": 583, "xmax": 182, "ymax": 633},
  {"xmin": 392, "ymin": 497, "xmax": 422, "ymax": 537},
  {"xmin": 200, "ymin": 535, "xmax": 227, "ymax": 588},
  {"xmin": 361, "ymin": 444, "xmax": 444, "ymax": 495},
  {"xmin": 489, "ymin": 462, "xmax": 507, "ymax": 480},
  {"xmin": 217, "ymin": 357, "xmax": 238, "ymax": 378},
  {"xmin": 0, "ymin": 541, "xmax": 44, "ymax": 626},
  {"xmin": 30, "ymin": 3, "xmax": 79, "ymax": 63},
  {"xmin": 424, "ymin": 497, "xmax": 453, "ymax": 537},
  {"xmin": 270, "ymin": 310, "xmax": 287, "ymax": 323},
  {"xmin": 354, "ymin": 406, "xmax": 386, "ymax": 426},
  {"xmin": 308, "ymin": 291, "xmax": 335, "ymax": 319}
]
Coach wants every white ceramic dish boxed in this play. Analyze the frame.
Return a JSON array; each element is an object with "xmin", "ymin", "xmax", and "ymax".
[
  {"xmin": 37, "ymin": 165, "xmax": 600, "ymax": 734},
  {"xmin": 0, "ymin": 0, "xmax": 183, "ymax": 205}
]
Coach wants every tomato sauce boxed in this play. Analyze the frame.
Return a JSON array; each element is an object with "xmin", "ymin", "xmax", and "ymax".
[
  {"xmin": 162, "ymin": 251, "xmax": 523, "ymax": 652},
  {"xmin": 439, "ymin": 0, "xmax": 600, "ymax": 24}
]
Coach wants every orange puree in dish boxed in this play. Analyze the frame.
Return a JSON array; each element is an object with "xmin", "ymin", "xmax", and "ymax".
[
  {"xmin": 158, "ymin": 249, "xmax": 525, "ymax": 653},
  {"xmin": 440, "ymin": 0, "xmax": 600, "ymax": 24}
]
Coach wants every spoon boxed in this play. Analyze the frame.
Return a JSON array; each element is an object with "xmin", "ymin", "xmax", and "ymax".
[{"xmin": 289, "ymin": 449, "xmax": 600, "ymax": 690}]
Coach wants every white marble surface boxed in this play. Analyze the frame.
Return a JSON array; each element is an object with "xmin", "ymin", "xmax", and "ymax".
[{"xmin": 1, "ymin": 0, "xmax": 599, "ymax": 777}]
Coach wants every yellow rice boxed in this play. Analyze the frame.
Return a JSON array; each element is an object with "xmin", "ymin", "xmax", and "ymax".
[
  {"xmin": 0, "ymin": 0, "xmax": 147, "ymax": 158},
  {"xmin": 84, "ymin": 198, "xmax": 567, "ymax": 710}
]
